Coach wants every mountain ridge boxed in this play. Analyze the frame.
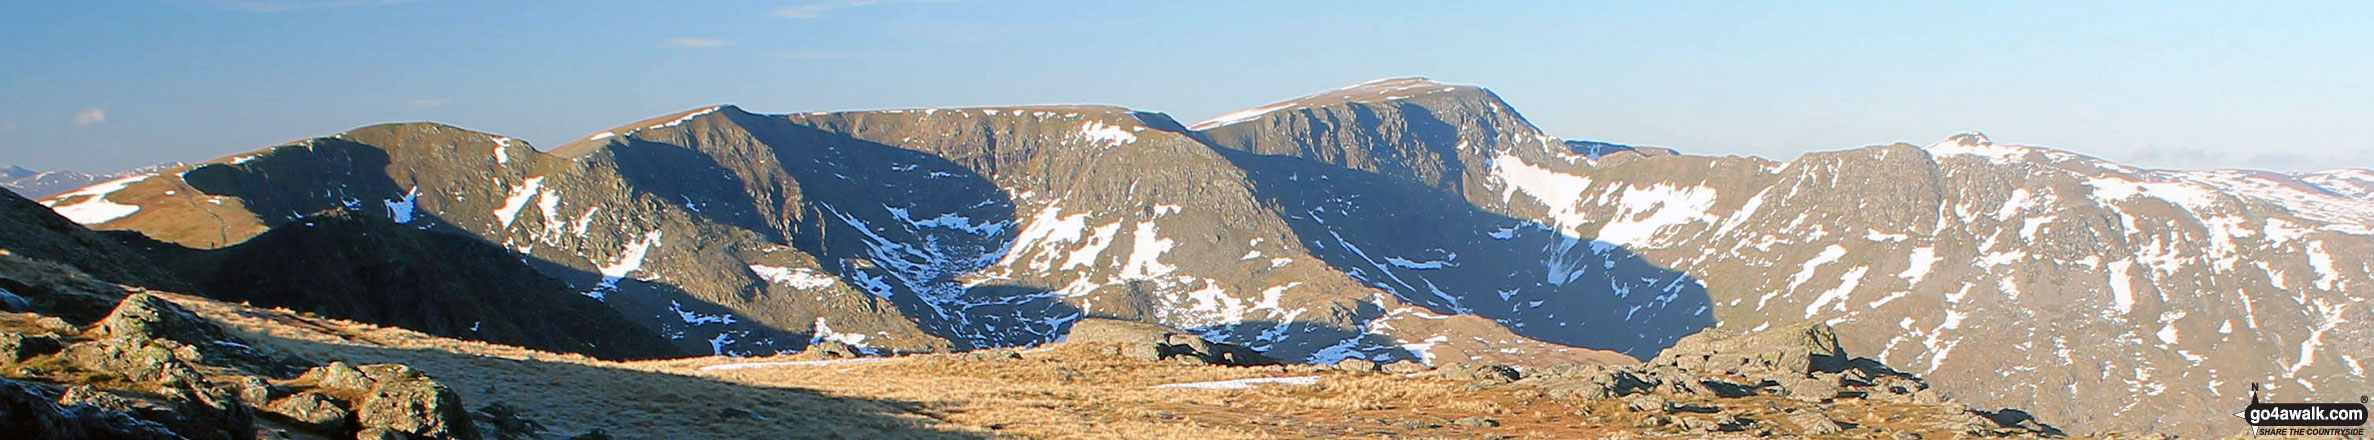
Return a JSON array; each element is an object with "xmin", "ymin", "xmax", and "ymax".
[{"xmin": 33, "ymin": 78, "xmax": 2370, "ymax": 438}]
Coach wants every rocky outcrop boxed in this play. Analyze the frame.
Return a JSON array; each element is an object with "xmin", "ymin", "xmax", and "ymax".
[
  {"xmin": 0, "ymin": 377, "xmax": 185, "ymax": 440},
  {"xmin": 1502, "ymin": 323, "xmax": 2064, "ymax": 438},
  {"xmin": 1066, "ymin": 318, "xmax": 1275, "ymax": 366},
  {"xmin": 5, "ymin": 290, "xmax": 491, "ymax": 440}
]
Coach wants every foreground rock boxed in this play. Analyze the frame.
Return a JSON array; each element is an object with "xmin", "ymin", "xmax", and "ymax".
[{"xmin": 5, "ymin": 290, "xmax": 497, "ymax": 440}]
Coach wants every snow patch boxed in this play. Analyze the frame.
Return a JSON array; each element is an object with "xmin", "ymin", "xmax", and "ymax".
[
  {"xmin": 492, "ymin": 176, "xmax": 545, "ymax": 228},
  {"xmin": 41, "ymin": 175, "xmax": 149, "ymax": 224},
  {"xmin": 749, "ymin": 265, "xmax": 839, "ymax": 290},
  {"xmin": 383, "ymin": 187, "xmax": 419, "ymax": 224},
  {"xmin": 1076, "ymin": 120, "xmax": 1136, "ymax": 148},
  {"xmin": 595, "ymin": 230, "xmax": 663, "ymax": 290},
  {"xmin": 1120, "ymin": 221, "xmax": 1176, "ymax": 280}
]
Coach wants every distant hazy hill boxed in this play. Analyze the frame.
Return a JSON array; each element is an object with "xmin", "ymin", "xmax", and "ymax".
[{"xmin": 2, "ymin": 162, "xmax": 185, "ymax": 198}]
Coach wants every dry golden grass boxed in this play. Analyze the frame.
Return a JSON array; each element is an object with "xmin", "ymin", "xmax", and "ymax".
[{"xmin": 153, "ymin": 292, "xmax": 2113, "ymax": 439}]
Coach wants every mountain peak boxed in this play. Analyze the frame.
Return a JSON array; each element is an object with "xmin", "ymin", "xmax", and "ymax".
[
  {"xmin": 1190, "ymin": 77, "xmax": 1485, "ymax": 130},
  {"xmin": 1940, "ymin": 131, "xmax": 1992, "ymax": 146}
]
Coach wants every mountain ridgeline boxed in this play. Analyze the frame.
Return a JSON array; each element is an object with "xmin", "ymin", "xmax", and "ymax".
[{"xmin": 38, "ymin": 77, "xmax": 2372, "ymax": 437}]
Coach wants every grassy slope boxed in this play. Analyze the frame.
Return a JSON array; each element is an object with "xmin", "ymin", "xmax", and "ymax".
[{"xmin": 167, "ymin": 292, "xmax": 2100, "ymax": 440}]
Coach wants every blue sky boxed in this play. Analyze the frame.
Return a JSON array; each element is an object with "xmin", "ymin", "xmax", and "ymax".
[{"xmin": 2, "ymin": 1, "xmax": 2369, "ymax": 172}]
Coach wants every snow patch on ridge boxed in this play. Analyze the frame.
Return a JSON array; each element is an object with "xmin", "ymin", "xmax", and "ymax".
[
  {"xmin": 594, "ymin": 230, "xmax": 663, "ymax": 291},
  {"xmin": 750, "ymin": 265, "xmax": 838, "ymax": 290},
  {"xmin": 1076, "ymin": 121, "xmax": 1137, "ymax": 148},
  {"xmin": 493, "ymin": 176, "xmax": 545, "ymax": 228},
  {"xmin": 41, "ymin": 175, "xmax": 149, "ymax": 224},
  {"xmin": 383, "ymin": 187, "xmax": 419, "ymax": 224}
]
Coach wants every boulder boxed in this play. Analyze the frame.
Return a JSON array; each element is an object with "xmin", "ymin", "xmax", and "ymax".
[
  {"xmin": 57, "ymin": 340, "xmax": 204, "ymax": 385},
  {"xmin": 1380, "ymin": 360, "xmax": 1431, "ymax": 374},
  {"xmin": 266, "ymin": 391, "xmax": 353, "ymax": 432},
  {"xmin": 803, "ymin": 340, "xmax": 863, "ymax": 359},
  {"xmin": 1621, "ymin": 393, "xmax": 1672, "ymax": 413},
  {"xmin": 223, "ymin": 374, "xmax": 280, "ymax": 408},
  {"xmin": 94, "ymin": 293, "xmax": 235, "ymax": 351},
  {"xmin": 300, "ymin": 361, "xmax": 379, "ymax": 392},
  {"xmin": 1652, "ymin": 323, "xmax": 1848, "ymax": 380},
  {"xmin": 61, "ymin": 293, "xmax": 276, "ymax": 384},
  {"xmin": 1784, "ymin": 377, "xmax": 1840, "ymax": 402},
  {"xmin": 356, "ymin": 374, "xmax": 480, "ymax": 440},
  {"xmin": 1422, "ymin": 363, "xmax": 1521, "ymax": 384},
  {"xmin": 1332, "ymin": 358, "xmax": 1377, "ymax": 373}
]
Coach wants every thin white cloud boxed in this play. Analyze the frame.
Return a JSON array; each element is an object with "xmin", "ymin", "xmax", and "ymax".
[
  {"xmin": 775, "ymin": 0, "xmax": 879, "ymax": 18},
  {"xmin": 780, "ymin": 51, "xmax": 860, "ymax": 59},
  {"xmin": 192, "ymin": 0, "xmax": 409, "ymax": 12},
  {"xmin": 668, "ymin": 38, "xmax": 733, "ymax": 48},
  {"xmin": 73, "ymin": 109, "xmax": 106, "ymax": 126},
  {"xmin": 408, "ymin": 99, "xmax": 449, "ymax": 108}
]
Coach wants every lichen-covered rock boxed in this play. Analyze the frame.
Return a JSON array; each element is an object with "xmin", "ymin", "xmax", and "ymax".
[
  {"xmin": 301, "ymin": 361, "xmax": 379, "ymax": 392},
  {"xmin": 95, "ymin": 293, "xmax": 234, "ymax": 350},
  {"xmin": 1, "ymin": 331, "xmax": 65, "ymax": 362},
  {"xmin": 357, "ymin": 375, "xmax": 480, "ymax": 440},
  {"xmin": 57, "ymin": 339, "xmax": 204, "ymax": 385},
  {"xmin": 267, "ymin": 391, "xmax": 353, "ymax": 432}
]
